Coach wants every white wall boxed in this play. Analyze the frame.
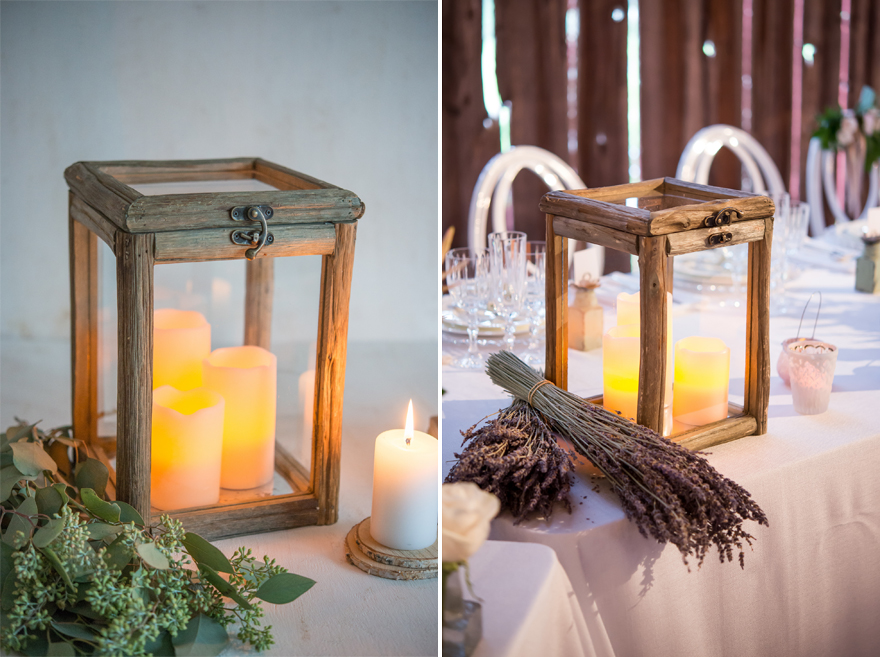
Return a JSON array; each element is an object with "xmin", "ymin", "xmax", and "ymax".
[{"xmin": 0, "ymin": 0, "xmax": 438, "ymax": 344}]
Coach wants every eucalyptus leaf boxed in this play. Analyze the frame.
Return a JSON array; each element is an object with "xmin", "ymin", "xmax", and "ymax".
[
  {"xmin": 5, "ymin": 423, "xmax": 36, "ymax": 443},
  {"xmin": 86, "ymin": 523, "xmax": 123, "ymax": 541},
  {"xmin": 41, "ymin": 547, "xmax": 75, "ymax": 591},
  {"xmin": 182, "ymin": 532, "xmax": 233, "ymax": 574},
  {"xmin": 1, "ymin": 541, "xmax": 14, "ymax": 577},
  {"xmin": 33, "ymin": 518, "xmax": 65, "ymax": 549},
  {"xmin": 52, "ymin": 483, "xmax": 71, "ymax": 505},
  {"xmin": 68, "ymin": 601, "xmax": 103, "ymax": 619},
  {"xmin": 36, "ymin": 485, "xmax": 65, "ymax": 517},
  {"xmin": 171, "ymin": 613, "xmax": 229, "ymax": 657},
  {"xmin": 116, "ymin": 501, "xmax": 144, "ymax": 526},
  {"xmin": 0, "ymin": 465, "xmax": 22, "ymax": 502},
  {"xmin": 1, "ymin": 568, "xmax": 18, "ymax": 611},
  {"xmin": 254, "ymin": 572, "xmax": 316, "ymax": 605},
  {"xmin": 2, "ymin": 497, "xmax": 37, "ymax": 548},
  {"xmin": 74, "ymin": 459, "xmax": 108, "ymax": 499},
  {"xmin": 103, "ymin": 538, "xmax": 133, "ymax": 572},
  {"xmin": 136, "ymin": 542, "xmax": 170, "ymax": 570},
  {"xmin": 51, "ymin": 621, "xmax": 98, "ymax": 641},
  {"xmin": 0, "ymin": 449, "xmax": 13, "ymax": 467},
  {"xmin": 11, "ymin": 440, "xmax": 58, "ymax": 476},
  {"xmin": 143, "ymin": 629, "xmax": 175, "ymax": 657},
  {"xmin": 46, "ymin": 641, "xmax": 76, "ymax": 656},
  {"xmin": 198, "ymin": 564, "xmax": 253, "ymax": 610},
  {"xmin": 80, "ymin": 488, "xmax": 120, "ymax": 523}
]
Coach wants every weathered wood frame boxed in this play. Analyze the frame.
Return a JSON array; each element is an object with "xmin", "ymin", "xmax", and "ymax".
[
  {"xmin": 543, "ymin": 177, "xmax": 774, "ymax": 450},
  {"xmin": 66, "ymin": 158, "xmax": 363, "ymax": 540}
]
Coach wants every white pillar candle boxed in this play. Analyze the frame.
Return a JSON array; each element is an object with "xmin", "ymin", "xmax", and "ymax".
[
  {"xmin": 203, "ymin": 346, "xmax": 277, "ymax": 490},
  {"xmin": 603, "ymin": 324, "xmax": 640, "ymax": 421},
  {"xmin": 371, "ymin": 400, "xmax": 438, "ymax": 550},
  {"xmin": 151, "ymin": 385, "xmax": 225, "ymax": 511},
  {"xmin": 672, "ymin": 336, "xmax": 730, "ymax": 430},
  {"xmin": 153, "ymin": 309, "xmax": 211, "ymax": 390},
  {"xmin": 616, "ymin": 291, "xmax": 674, "ymax": 433}
]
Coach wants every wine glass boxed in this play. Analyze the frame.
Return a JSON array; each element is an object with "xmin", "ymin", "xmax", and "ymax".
[
  {"xmin": 489, "ymin": 231, "xmax": 527, "ymax": 353},
  {"xmin": 522, "ymin": 241, "xmax": 546, "ymax": 366},
  {"xmin": 445, "ymin": 248, "xmax": 489, "ymax": 368}
]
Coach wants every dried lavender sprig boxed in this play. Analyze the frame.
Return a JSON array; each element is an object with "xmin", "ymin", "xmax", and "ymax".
[
  {"xmin": 445, "ymin": 399, "xmax": 575, "ymax": 523},
  {"xmin": 486, "ymin": 351, "xmax": 768, "ymax": 568}
]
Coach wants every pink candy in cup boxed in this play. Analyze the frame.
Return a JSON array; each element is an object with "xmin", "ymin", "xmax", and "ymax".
[{"xmin": 787, "ymin": 340, "xmax": 838, "ymax": 415}]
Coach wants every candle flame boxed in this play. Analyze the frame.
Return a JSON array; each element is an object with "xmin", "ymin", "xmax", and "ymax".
[{"xmin": 404, "ymin": 400, "xmax": 414, "ymax": 446}]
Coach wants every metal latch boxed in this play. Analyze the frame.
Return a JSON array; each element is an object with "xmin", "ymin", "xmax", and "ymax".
[
  {"xmin": 230, "ymin": 205, "xmax": 274, "ymax": 260},
  {"xmin": 704, "ymin": 207, "xmax": 742, "ymax": 228},
  {"xmin": 707, "ymin": 232, "xmax": 733, "ymax": 247}
]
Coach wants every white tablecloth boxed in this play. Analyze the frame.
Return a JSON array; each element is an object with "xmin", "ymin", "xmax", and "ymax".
[
  {"xmin": 442, "ymin": 266, "xmax": 880, "ymax": 657},
  {"xmin": 463, "ymin": 541, "xmax": 590, "ymax": 657},
  {"xmin": 1, "ymin": 340, "xmax": 439, "ymax": 657}
]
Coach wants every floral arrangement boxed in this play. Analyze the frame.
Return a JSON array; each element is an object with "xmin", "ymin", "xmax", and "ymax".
[
  {"xmin": 1, "ymin": 419, "xmax": 315, "ymax": 656},
  {"xmin": 814, "ymin": 86, "xmax": 880, "ymax": 171}
]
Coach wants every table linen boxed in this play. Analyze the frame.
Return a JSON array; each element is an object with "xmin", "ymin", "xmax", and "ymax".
[{"xmin": 442, "ymin": 266, "xmax": 880, "ymax": 657}]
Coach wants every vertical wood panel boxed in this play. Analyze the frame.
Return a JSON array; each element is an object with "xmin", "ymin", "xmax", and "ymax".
[
  {"xmin": 580, "ymin": 0, "xmax": 630, "ymax": 273},
  {"xmin": 244, "ymin": 259, "xmax": 274, "ymax": 350},
  {"xmin": 442, "ymin": 0, "xmax": 501, "ymax": 249},
  {"xmin": 495, "ymin": 0, "xmax": 569, "ymax": 242},
  {"xmin": 636, "ymin": 235, "xmax": 668, "ymax": 434},
  {"xmin": 115, "ymin": 231, "xmax": 154, "ymax": 520},
  {"xmin": 313, "ymin": 223, "xmax": 357, "ymax": 525},
  {"xmin": 641, "ymin": 0, "xmax": 742, "ymax": 190},
  {"xmin": 848, "ymin": 0, "xmax": 880, "ymax": 110},
  {"xmin": 752, "ymin": 0, "xmax": 795, "ymax": 189},
  {"xmin": 801, "ymin": 0, "xmax": 841, "ymax": 228},
  {"xmin": 69, "ymin": 196, "xmax": 99, "ymax": 448},
  {"xmin": 743, "ymin": 217, "xmax": 773, "ymax": 435}
]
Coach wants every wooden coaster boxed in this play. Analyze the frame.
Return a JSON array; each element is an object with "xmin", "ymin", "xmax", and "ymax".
[
  {"xmin": 344, "ymin": 518, "xmax": 437, "ymax": 581},
  {"xmin": 356, "ymin": 517, "xmax": 437, "ymax": 569}
]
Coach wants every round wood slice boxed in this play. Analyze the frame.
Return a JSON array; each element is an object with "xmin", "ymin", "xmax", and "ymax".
[
  {"xmin": 344, "ymin": 525, "xmax": 437, "ymax": 581},
  {"xmin": 356, "ymin": 518, "xmax": 438, "ymax": 569}
]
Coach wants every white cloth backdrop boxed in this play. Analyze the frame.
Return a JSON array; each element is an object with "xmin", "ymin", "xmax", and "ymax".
[
  {"xmin": 466, "ymin": 541, "xmax": 591, "ymax": 657},
  {"xmin": 442, "ymin": 265, "xmax": 880, "ymax": 657}
]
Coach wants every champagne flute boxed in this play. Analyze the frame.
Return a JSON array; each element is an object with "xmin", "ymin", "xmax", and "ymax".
[
  {"xmin": 489, "ymin": 231, "xmax": 527, "ymax": 353},
  {"xmin": 445, "ymin": 248, "xmax": 489, "ymax": 368},
  {"xmin": 523, "ymin": 241, "xmax": 546, "ymax": 366}
]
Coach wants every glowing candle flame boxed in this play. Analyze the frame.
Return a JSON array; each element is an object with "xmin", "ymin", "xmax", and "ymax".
[{"xmin": 404, "ymin": 400, "xmax": 414, "ymax": 446}]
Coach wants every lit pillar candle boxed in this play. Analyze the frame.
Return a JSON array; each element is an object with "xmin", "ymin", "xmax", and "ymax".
[
  {"xmin": 602, "ymin": 324, "xmax": 640, "ymax": 422},
  {"xmin": 203, "ymin": 346, "xmax": 277, "ymax": 490},
  {"xmin": 672, "ymin": 336, "xmax": 730, "ymax": 430},
  {"xmin": 151, "ymin": 385, "xmax": 225, "ymax": 511},
  {"xmin": 371, "ymin": 400, "xmax": 438, "ymax": 550},
  {"xmin": 153, "ymin": 309, "xmax": 211, "ymax": 390},
  {"xmin": 617, "ymin": 291, "xmax": 674, "ymax": 433}
]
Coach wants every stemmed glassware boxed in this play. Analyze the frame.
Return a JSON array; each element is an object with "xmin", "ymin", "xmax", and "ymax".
[
  {"xmin": 445, "ymin": 247, "xmax": 490, "ymax": 368},
  {"xmin": 522, "ymin": 241, "xmax": 546, "ymax": 367},
  {"xmin": 488, "ymin": 231, "xmax": 527, "ymax": 353}
]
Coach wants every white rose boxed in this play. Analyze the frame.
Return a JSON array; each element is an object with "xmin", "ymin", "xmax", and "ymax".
[
  {"xmin": 863, "ymin": 108, "xmax": 880, "ymax": 136},
  {"xmin": 837, "ymin": 113, "xmax": 859, "ymax": 146},
  {"xmin": 442, "ymin": 482, "xmax": 500, "ymax": 563}
]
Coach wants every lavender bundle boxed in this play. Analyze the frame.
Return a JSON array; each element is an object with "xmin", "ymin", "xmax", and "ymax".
[
  {"xmin": 486, "ymin": 351, "xmax": 768, "ymax": 568},
  {"xmin": 445, "ymin": 400, "xmax": 575, "ymax": 523}
]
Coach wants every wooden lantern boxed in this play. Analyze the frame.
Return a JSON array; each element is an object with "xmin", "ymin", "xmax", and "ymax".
[
  {"xmin": 65, "ymin": 158, "xmax": 363, "ymax": 539},
  {"xmin": 542, "ymin": 178, "xmax": 774, "ymax": 450}
]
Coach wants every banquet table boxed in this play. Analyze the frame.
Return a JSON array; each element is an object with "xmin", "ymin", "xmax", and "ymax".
[
  {"xmin": 0, "ymin": 340, "xmax": 439, "ymax": 657},
  {"xmin": 442, "ymin": 253, "xmax": 880, "ymax": 657},
  {"xmin": 462, "ymin": 541, "xmax": 590, "ymax": 657}
]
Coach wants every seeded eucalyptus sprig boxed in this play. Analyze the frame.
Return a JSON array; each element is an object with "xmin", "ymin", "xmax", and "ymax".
[
  {"xmin": 0, "ymin": 419, "xmax": 315, "ymax": 656},
  {"xmin": 486, "ymin": 351, "xmax": 768, "ymax": 569}
]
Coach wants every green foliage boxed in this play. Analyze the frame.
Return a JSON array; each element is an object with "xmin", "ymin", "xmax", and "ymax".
[
  {"xmin": 813, "ymin": 85, "xmax": 880, "ymax": 170},
  {"xmin": 0, "ymin": 419, "xmax": 316, "ymax": 655}
]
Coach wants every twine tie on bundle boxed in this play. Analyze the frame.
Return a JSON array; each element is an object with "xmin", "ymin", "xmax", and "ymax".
[{"xmin": 527, "ymin": 379, "xmax": 553, "ymax": 406}]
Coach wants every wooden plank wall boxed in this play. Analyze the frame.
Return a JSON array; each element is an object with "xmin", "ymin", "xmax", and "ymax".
[
  {"xmin": 495, "ymin": 0, "xmax": 569, "ymax": 243},
  {"xmin": 578, "ymin": 0, "xmax": 630, "ymax": 273},
  {"xmin": 442, "ymin": 0, "xmax": 880, "ymax": 252}
]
